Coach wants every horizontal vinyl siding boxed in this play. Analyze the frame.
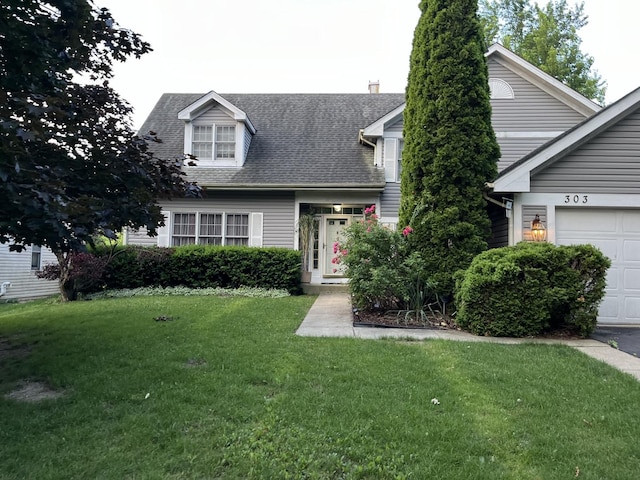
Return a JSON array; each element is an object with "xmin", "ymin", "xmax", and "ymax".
[
  {"xmin": 380, "ymin": 183, "xmax": 401, "ymax": 218},
  {"xmin": 488, "ymin": 59, "xmax": 587, "ymax": 132},
  {"xmin": 385, "ymin": 118, "xmax": 403, "ymax": 134},
  {"xmin": 531, "ymin": 110, "xmax": 640, "ymax": 193},
  {"xmin": 522, "ymin": 205, "xmax": 547, "ymax": 242},
  {"xmin": 161, "ymin": 191, "xmax": 296, "ymax": 248},
  {"xmin": 0, "ymin": 245, "xmax": 59, "ymax": 300},
  {"xmin": 496, "ymin": 137, "xmax": 553, "ymax": 172},
  {"xmin": 193, "ymin": 105, "xmax": 234, "ymax": 124},
  {"xmin": 126, "ymin": 228, "xmax": 156, "ymax": 246},
  {"xmin": 487, "ymin": 202, "xmax": 509, "ymax": 248}
]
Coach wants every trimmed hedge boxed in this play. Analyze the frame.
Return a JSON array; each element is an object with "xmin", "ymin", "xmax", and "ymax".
[
  {"xmin": 454, "ymin": 242, "xmax": 610, "ymax": 337},
  {"xmin": 96, "ymin": 245, "xmax": 302, "ymax": 293}
]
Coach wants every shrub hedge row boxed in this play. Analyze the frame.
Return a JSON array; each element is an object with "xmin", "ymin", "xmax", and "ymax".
[
  {"xmin": 454, "ymin": 242, "xmax": 610, "ymax": 337},
  {"xmin": 95, "ymin": 245, "xmax": 302, "ymax": 293}
]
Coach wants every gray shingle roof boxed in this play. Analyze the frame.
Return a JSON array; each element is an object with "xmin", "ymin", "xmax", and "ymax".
[{"xmin": 138, "ymin": 93, "xmax": 405, "ymax": 189}]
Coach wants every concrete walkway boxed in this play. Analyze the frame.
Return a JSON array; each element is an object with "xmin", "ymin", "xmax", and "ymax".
[{"xmin": 296, "ymin": 292, "xmax": 640, "ymax": 381}]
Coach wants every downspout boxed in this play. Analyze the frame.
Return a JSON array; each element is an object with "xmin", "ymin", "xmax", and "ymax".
[
  {"xmin": 358, "ymin": 129, "xmax": 377, "ymax": 149},
  {"xmin": 482, "ymin": 182, "xmax": 511, "ymax": 210},
  {"xmin": 483, "ymin": 183, "xmax": 514, "ymax": 246}
]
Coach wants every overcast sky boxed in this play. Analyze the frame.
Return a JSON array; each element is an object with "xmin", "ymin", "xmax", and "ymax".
[{"xmin": 98, "ymin": 0, "xmax": 640, "ymax": 130}]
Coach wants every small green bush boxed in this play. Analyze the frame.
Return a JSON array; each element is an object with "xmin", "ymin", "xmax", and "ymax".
[
  {"xmin": 454, "ymin": 242, "xmax": 610, "ymax": 337},
  {"xmin": 96, "ymin": 245, "xmax": 301, "ymax": 293}
]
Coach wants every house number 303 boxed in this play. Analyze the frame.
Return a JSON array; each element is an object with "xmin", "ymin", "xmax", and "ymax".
[{"xmin": 564, "ymin": 195, "xmax": 588, "ymax": 204}]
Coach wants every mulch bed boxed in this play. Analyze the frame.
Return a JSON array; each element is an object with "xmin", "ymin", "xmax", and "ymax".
[
  {"xmin": 352, "ymin": 308, "xmax": 457, "ymax": 330},
  {"xmin": 351, "ymin": 307, "xmax": 585, "ymax": 339}
]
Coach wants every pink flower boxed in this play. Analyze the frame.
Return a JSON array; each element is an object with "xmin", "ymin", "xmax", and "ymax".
[
  {"xmin": 332, "ymin": 242, "xmax": 339, "ymax": 254},
  {"xmin": 402, "ymin": 226, "xmax": 413, "ymax": 236},
  {"xmin": 341, "ymin": 249, "xmax": 348, "ymax": 256},
  {"xmin": 332, "ymin": 268, "xmax": 337, "ymax": 273},
  {"xmin": 364, "ymin": 205, "xmax": 376, "ymax": 215}
]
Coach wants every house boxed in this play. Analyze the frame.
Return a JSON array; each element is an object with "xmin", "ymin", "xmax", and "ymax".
[
  {"xmin": 129, "ymin": 45, "xmax": 603, "ymax": 271},
  {"xmin": 5, "ymin": 42, "xmax": 629, "ymax": 324},
  {"xmin": 0, "ymin": 244, "xmax": 58, "ymax": 301}
]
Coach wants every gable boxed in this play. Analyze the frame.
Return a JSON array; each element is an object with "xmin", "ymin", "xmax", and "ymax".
[
  {"xmin": 360, "ymin": 44, "xmax": 600, "ymax": 175},
  {"xmin": 530, "ymin": 108, "xmax": 640, "ymax": 194},
  {"xmin": 494, "ymin": 87, "xmax": 640, "ymax": 193},
  {"xmin": 488, "ymin": 57, "xmax": 591, "ymax": 172}
]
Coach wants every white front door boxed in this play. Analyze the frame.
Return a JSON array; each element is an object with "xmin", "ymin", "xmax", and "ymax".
[{"xmin": 324, "ymin": 217, "xmax": 349, "ymax": 276}]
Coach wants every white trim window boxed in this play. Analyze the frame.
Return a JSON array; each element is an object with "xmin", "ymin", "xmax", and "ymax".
[
  {"xmin": 191, "ymin": 124, "xmax": 236, "ymax": 161},
  {"xmin": 192, "ymin": 126, "xmax": 213, "ymax": 160},
  {"xmin": 31, "ymin": 245, "xmax": 42, "ymax": 270},
  {"xmin": 171, "ymin": 212, "xmax": 248, "ymax": 246}
]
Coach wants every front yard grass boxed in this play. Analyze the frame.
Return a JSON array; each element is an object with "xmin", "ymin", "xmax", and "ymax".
[{"xmin": 1, "ymin": 295, "xmax": 639, "ymax": 479}]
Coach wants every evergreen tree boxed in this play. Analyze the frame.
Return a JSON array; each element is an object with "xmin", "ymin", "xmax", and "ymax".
[
  {"xmin": 399, "ymin": 0, "xmax": 500, "ymax": 297},
  {"xmin": 479, "ymin": 0, "xmax": 606, "ymax": 103}
]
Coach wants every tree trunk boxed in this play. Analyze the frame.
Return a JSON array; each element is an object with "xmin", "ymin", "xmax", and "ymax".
[{"xmin": 55, "ymin": 252, "xmax": 77, "ymax": 301}]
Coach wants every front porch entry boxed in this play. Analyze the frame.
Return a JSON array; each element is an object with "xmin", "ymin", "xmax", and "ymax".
[{"xmin": 300, "ymin": 204, "xmax": 365, "ymax": 284}]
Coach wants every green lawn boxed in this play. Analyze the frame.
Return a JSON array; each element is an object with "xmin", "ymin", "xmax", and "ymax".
[{"xmin": 1, "ymin": 295, "xmax": 639, "ymax": 479}]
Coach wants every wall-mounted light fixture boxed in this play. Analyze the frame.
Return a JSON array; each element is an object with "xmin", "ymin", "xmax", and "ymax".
[
  {"xmin": 333, "ymin": 204, "xmax": 342, "ymax": 212},
  {"xmin": 530, "ymin": 214, "xmax": 547, "ymax": 242}
]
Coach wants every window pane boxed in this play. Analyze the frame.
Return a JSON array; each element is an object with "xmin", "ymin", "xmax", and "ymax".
[
  {"xmin": 193, "ymin": 142, "xmax": 212, "ymax": 159},
  {"xmin": 216, "ymin": 125, "xmax": 235, "ymax": 142},
  {"xmin": 193, "ymin": 126, "xmax": 212, "ymax": 141},
  {"xmin": 31, "ymin": 245, "xmax": 42, "ymax": 270},
  {"xmin": 193, "ymin": 126, "xmax": 213, "ymax": 160},
  {"xmin": 225, "ymin": 214, "xmax": 249, "ymax": 245},
  {"xmin": 172, "ymin": 213, "xmax": 196, "ymax": 245},
  {"xmin": 215, "ymin": 125, "xmax": 235, "ymax": 159},
  {"xmin": 199, "ymin": 213, "xmax": 221, "ymax": 235}
]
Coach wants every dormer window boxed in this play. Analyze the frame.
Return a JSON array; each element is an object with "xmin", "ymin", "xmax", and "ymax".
[
  {"xmin": 192, "ymin": 124, "xmax": 236, "ymax": 161},
  {"xmin": 215, "ymin": 126, "xmax": 235, "ymax": 159}
]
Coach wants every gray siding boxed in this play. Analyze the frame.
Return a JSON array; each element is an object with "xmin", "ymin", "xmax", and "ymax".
[
  {"xmin": 487, "ymin": 202, "xmax": 509, "ymax": 248},
  {"xmin": 380, "ymin": 182, "xmax": 401, "ymax": 217},
  {"xmin": 243, "ymin": 126, "xmax": 252, "ymax": 159},
  {"xmin": 385, "ymin": 118, "xmax": 403, "ymax": 134},
  {"xmin": 126, "ymin": 228, "xmax": 155, "ymax": 246},
  {"xmin": 531, "ymin": 109, "xmax": 640, "ymax": 193},
  {"xmin": 522, "ymin": 205, "xmax": 547, "ymax": 242},
  {"xmin": 0, "ymin": 244, "xmax": 59, "ymax": 300},
  {"xmin": 496, "ymin": 137, "xmax": 552, "ymax": 172},
  {"xmin": 488, "ymin": 59, "xmax": 587, "ymax": 132},
  {"xmin": 137, "ymin": 191, "xmax": 296, "ymax": 248},
  {"xmin": 193, "ymin": 105, "xmax": 234, "ymax": 124},
  {"xmin": 488, "ymin": 58, "xmax": 587, "ymax": 172}
]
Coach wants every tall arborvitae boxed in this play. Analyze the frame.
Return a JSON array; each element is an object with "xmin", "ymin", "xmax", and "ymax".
[{"xmin": 399, "ymin": 0, "xmax": 500, "ymax": 296}]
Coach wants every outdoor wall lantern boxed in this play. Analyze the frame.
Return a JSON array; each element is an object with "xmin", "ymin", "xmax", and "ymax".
[
  {"xmin": 530, "ymin": 214, "xmax": 547, "ymax": 242},
  {"xmin": 333, "ymin": 204, "xmax": 342, "ymax": 212}
]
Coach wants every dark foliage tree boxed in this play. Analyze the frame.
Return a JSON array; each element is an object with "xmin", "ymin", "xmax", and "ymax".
[
  {"xmin": 0, "ymin": 0, "xmax": 198, "ymax": 300},
  {"xmin": 399, "ymin": 0, "xmax": 500, "ymax": 297},
  {"xmin": 479, "ymin": 0, "xmax": 606, "ymax": 103}
]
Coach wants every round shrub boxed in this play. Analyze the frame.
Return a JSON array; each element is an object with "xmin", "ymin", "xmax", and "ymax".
[{"xmin": 454, "ymin": 242, "xmax": 610, "ymax": 337}]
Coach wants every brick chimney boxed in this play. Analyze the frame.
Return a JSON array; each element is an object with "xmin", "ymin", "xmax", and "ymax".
[{"xmin": 368, "ymin": 80, "xmax": 380, "ymax": 94}]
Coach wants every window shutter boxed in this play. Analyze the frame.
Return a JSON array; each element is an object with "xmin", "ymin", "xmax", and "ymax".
[
  {"xmin": 383, "ymin": 138, "xmax": 397, "ymax": 182},
  {"xmin": 156, "ymin": 210, "xmax": 171, "ymax": 247},
  {"xmin": 249, "ymin": 212, "xmax": 263, "ymax": 247}
]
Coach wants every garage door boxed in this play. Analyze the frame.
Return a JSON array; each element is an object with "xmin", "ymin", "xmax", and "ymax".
[{"xmin": 556, "ymin": 208, "xmax": 640, "ymax": 324}]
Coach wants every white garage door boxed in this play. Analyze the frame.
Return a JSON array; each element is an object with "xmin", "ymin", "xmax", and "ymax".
[{"xmin": 556, "ymin": 208, "xmax": 640, "ymax": 324}]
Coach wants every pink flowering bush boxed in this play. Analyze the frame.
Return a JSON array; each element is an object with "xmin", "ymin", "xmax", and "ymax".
[{"xmin": 336, "ymin": 205, "xmax": 435, "ymax": 312}]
